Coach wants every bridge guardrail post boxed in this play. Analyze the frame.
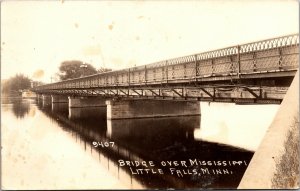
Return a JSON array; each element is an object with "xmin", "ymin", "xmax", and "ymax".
[
  {"xmin": 278, "ymin": 47, "xmax": 283, "ymax": 70},
  {"xmin": 165, "ymin": 60, "xmax": 168, "ymax": 84},
  {"xmin": 128, "ymin": 68, "xmax": 131, "ymax": 87},
  {"xmin": 195, "ymin": 54, "xmax": 198, "ymax": 81},
  {"xmin": 237, "ymin": 45, "xmax": 241, "ymax": 78},
  {"xmin": 144, "ymin": 65, "xmax": 147, "ymax": 85}
]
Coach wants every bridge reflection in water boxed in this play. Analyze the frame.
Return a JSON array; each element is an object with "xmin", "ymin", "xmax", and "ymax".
[{"xmin": 37, "ymin": 101, "xmax": 253, "ymax": 189}]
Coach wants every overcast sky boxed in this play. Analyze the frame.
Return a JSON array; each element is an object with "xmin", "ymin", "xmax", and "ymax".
[{"xmin": 1, "ymin": 0, "xmax": 298, "ymax": 82}]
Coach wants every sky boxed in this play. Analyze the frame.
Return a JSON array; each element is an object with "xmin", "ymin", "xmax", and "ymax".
[{"xmin": 1, "ymin": 0, "xmax": 298, "ymax": 83}]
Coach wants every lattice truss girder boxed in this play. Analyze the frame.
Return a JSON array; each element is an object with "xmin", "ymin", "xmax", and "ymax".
[{"xmin": 37, "ymin": 85, "xmax": 287, "ymax": 102}]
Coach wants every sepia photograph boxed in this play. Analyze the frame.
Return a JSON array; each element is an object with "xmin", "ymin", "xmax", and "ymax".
[{"xmin": 1, "ymin": 0, "xmax": 299, "ymax": 189}]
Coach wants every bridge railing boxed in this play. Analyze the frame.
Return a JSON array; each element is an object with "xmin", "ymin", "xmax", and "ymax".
[{"xmin": 34, "ymin": 34, "xmax": 299, "ymax": 92}]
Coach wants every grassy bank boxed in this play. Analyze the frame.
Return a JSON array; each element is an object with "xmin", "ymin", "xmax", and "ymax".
[{"xmin": 271, "ymin": 117, "xmax": 300, "ymax": 188}]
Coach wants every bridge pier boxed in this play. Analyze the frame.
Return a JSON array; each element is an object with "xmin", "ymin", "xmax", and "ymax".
[
  {"xmin": 51, "ymin": 102, "xmax": 68, "ymax": 112},
  {"xmin": 106, "ymin": 116, "xmax": 199, "ymax": 139},
  {"xmin": 68, "ymin": 97, "xmax": 106, "ymax": 108},
  {"xmin": 37, "ymin": 94, "xmax": 43, "ymax": 100},
  {"xmin": 106, "ymin": 99, "xmax": 200, "ymax": 120},
  {"xmin": 42, "ymin": 94, "xmax": 52, "ymax": 107},
  {"xmin": 36, "ymin": 94, "xmax": 43, "ymax": 103},
  {"xmin": 68, "ymin": 107, "xmax": 106, "ymax": 119},
  {"xmin": 51, "ymin": 95, "xmax": 68, "ymax": 103}
]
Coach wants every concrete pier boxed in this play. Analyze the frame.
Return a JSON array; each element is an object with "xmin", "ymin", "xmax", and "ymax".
[
  {"xmin": 52, "ymin": 102, "xmax": 68, "ymax": 113},
  {"xmin": 51, "ymin": 95, "xmax": 68, "ymax": 103},
  {"xmin": 68, "ymin": 107, "xmax": 106, "ymax": 119},
  {"xmin": 37, "ymin": 94, "xmax": 43, "ymax": 100},
  {"xmin": 36, "ymin": 94, "xmax": 43, "ymax": 103},
  {"xmin": 106, "ymin": 116, "xmax": 199, "ymax": 139},
  {"xmin": 68, "ymin": 97, "xmax": 106, "ymax": 108},
  {"xmin": 42, "ymin": 94, "xmax": 52, "ymax": 107},
  {"xmin": 106, "ymin": 99, "xmax": 200, "ymax": 120}
]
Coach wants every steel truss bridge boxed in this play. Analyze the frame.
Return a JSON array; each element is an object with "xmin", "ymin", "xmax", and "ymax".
[{"xmin": 33, "ymin": 34, "xmax": 299, "ymax": 104}]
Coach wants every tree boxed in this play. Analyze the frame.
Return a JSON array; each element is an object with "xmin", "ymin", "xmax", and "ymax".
[
  {"xmin": 12, "ymin": 99, "xmax": 30, "ymax": 118},
  {"xmin": 1, "ymin": 74, "xmax": 31, "ymax": 93},
  {"xmin": 58, "ymin": 60, "xmax": 97, "ymax": 80}
]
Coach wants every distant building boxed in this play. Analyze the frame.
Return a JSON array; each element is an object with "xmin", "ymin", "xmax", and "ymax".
[{"xmin": 22, "ymin": 90, "xmax": 37, "ymax": 98}]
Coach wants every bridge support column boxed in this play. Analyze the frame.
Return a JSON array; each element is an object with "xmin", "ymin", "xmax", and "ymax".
[
  {"xmin": 68, "ymin": 97, "xmax": 106, "ymax": 108},
  {"xmin": 51, "ymin": 102, "xmax": 68, "ymax": 112},
  {"xmin": 42, "ymin": 94, "xmax": 52, "ymax": 107},
  {"xmin": 68, "ymin": 107, "xmax": 107, "ymax": 119},
  {"xmin": 36, "ymin": 94, "xmax": 43, "ymax": 103},
  {"xmin": 37, "ymin": 94, "xmax": 42, "ymax": 100},
  {"xmin": 51, "ymin": 95, "xmax": 68, "ymax": 103},
  {"xmin": 107, "ymin": 116, "xmax": 199, "ymax": 139},
  {"xmin": 106, "ymin": 99, "xmax": 200, "ymax": 120}
]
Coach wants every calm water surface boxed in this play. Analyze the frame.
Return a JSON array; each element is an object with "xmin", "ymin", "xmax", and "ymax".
[{"xmin": 1, "ymin": 97, "xmax": 279, "ymax": 189}]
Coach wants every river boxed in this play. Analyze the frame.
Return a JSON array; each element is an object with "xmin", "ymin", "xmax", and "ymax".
[{"xmin": 1, "ymin": 96, "xmax": 279, "ymax": 189}]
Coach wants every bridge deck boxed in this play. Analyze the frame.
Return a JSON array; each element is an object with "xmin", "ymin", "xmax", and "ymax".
[{"xmin": 33, "ymin": 34, "xmax": 299, "ymax": 104}]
